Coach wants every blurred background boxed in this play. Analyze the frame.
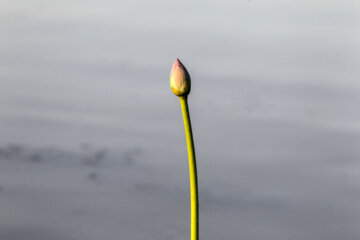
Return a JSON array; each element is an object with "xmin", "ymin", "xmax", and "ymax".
[{"xmin": 1, "ymin": 0, "xmax": 360, "ymax": 239}]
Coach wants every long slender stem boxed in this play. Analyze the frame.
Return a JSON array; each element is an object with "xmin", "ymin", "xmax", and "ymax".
[{"xmin": 179, "ymin": 96, "xmax": 199, "ymax": 240}]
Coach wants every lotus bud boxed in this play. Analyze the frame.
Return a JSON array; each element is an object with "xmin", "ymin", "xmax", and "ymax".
[{"xmin": 170, "ymin": 58, "xmax": 191, "ymax": 96}]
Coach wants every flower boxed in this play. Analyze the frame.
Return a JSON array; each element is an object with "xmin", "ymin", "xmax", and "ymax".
[{"xmin": 170, "ymin": 58, "xmax": 191, "ymax": 96}]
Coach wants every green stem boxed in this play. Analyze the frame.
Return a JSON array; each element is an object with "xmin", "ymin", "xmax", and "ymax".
[{"xmin": 179, "ymin": 96, "xmax": 199, "ymax": 240}]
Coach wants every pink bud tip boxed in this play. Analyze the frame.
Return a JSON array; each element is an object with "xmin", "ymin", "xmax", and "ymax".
[{"xmin": 170, "ymin": 58, "xmax": 191, "ymax": 96}]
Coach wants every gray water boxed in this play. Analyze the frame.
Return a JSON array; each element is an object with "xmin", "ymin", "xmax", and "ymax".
[{"xmin": 1, "ymin": 1, "xmax": 360, "ymax": 239}]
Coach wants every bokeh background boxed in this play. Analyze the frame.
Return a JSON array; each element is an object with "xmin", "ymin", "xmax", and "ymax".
[{"xmin": 1, "ymin": 1, "xmax": 360, "ymax": 239}]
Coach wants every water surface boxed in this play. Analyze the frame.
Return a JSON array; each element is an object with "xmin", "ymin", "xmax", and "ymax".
[{"xmin": 1, "ymin": 1, "xmax": 360, "ymax": 239}]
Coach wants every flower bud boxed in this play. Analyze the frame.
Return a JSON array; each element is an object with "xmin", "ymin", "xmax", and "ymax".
[{"xmin": 170, "ymin": 58, "xmax": 191, "ymax": 96}]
